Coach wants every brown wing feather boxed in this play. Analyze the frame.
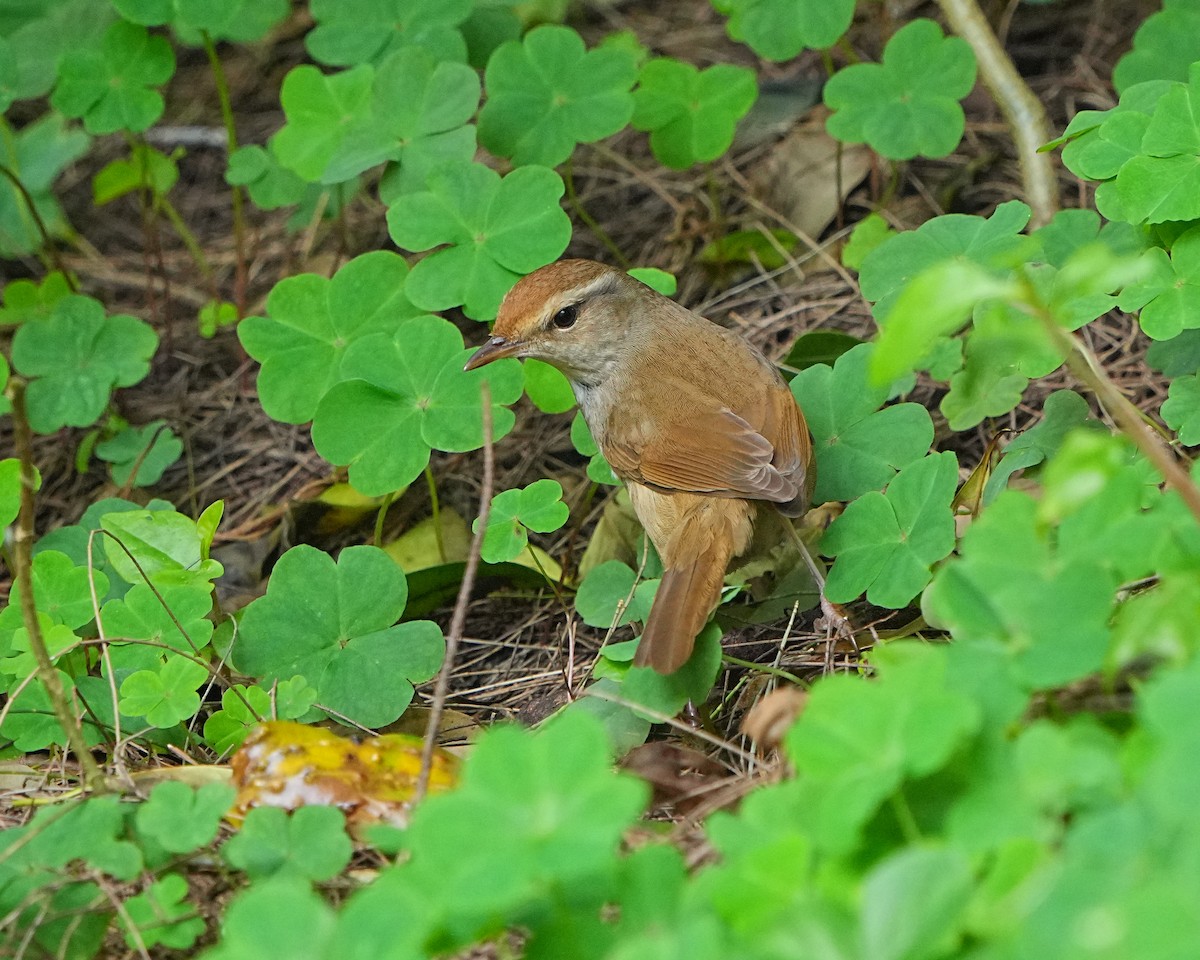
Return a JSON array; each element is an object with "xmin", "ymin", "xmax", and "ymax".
[{"xmin": 605, "ymin": 383, "xmax": 812, "ymax": 509}]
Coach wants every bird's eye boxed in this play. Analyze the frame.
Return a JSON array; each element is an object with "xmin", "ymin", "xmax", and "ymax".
[{"xmin": 552, "ymin": 304, "xmax": 578, "ymax": 329}]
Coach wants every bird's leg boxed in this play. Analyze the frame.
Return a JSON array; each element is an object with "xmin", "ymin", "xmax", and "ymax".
[{"xmin": 780, "ymin": 520, "xmax": 855, "ymax": 644}]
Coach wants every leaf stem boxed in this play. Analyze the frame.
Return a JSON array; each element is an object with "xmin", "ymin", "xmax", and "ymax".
[
  {"xmin": 424, "ymin": 464, "xmax": 445, "ymax": 563},
  {"xmin": 416, "ymin": 384, "xmax": 494, "ymax": 804},
  {"xmin": 1041, "ymin": 319, "xmax": 1200, "ymax": 524},
  {"xmin": 6, "ymin": 380, "xmax": 106, "ymax": 792},
  {"xmin": 201, "ymin": 30, "xmax": 248, "ymax": 317},
  {"xmin": 563, "ymin": 157, "xmax": 630, "ymax": 268},
  {"xmin": 0, "ymin": 161, "xmax": 78, "ymax": 291},
  {"xmin": 935, "ymin": 0, "xmax": 1059, "ymax": 228}
]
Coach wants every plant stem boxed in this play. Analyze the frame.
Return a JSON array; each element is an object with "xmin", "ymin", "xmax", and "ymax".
[
  {"xmin": 424, "ymin": 464, "xmax": 445, "ymax": 563},
  {"xmin": 563, "ymin": 158, "xmax": 630, "ymax": 268},
  {"xmin": 936, "ymin": 0, "xmax": 1059, "ymax": 228},
  {"xmin": 202, "ymin": 30, "xmax": 248, "ymax": 317},
  {"xmin": 0, "ymin": 161, "xmax": 79, "ymax": 290},
  {"xmin": 7, "ymin": 380, "xmax": 106, "ymax": 792},
  {"xmin": 1041, "ymin": 320, "xmax": 1200, "ymax": 524},
  {"xmin": 373, "ymin": 490, "xmax": 397, "ymax": 549},
  {"xmin": 416, "ymin": 385, "xmax": 494, "ymax": 804}
]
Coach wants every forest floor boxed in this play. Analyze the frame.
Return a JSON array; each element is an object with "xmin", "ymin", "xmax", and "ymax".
[{"xmin": 1, "ymin": 0, "xmax": 1157, "ymax": 786}]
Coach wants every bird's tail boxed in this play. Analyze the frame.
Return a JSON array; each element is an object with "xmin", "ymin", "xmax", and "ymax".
[{"xmin": 634, "ymin": 519, "xmax": 734, "ymax": 674}]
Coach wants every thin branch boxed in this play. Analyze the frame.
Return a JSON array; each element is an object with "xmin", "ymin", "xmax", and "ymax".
[
  {"xmin": 6, "ymin": 381, "xmax": 106, "ymax": 792},
  {"xmin": 1042, "ymin": 320, "xmax": 1200, "ymax": 524},
  {"xmin": 937, "ymin": 0, "xmax": 1059, "ymax": 228},
  {"xmin": 0, "ymin": 162, "xmax": 79, "ymax": 290},
  {"xmin": 415, "ymin": 384, "xmax": 495, "ymax": 804}
]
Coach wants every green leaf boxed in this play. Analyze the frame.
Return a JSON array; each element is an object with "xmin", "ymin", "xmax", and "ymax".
[
  {"xmin": 984, "ymin": 390, "xmax": 1096, "ymax": 502},
  {"xmin": 479, "ymin": 25, "xmax": 637, "ymax": 167},
  {"xmin": 120, "ymin": 873, "xmax": 205, "ymax": 950},
  {"xmin": 0, "ymin": 457, "xmax": 26, "ymax": 529},
  {"xmin": 523, "ymin": 358, "xmax": 576, "ymax": 413},
  {"xmin": 784, "ymin": 643, "xmax": 979, "ymax": 851},
  {"xmin": 5, "ymin": 549, "xmax": 108, "ymax": 632},
  {"xmin": 226, "ymin": 145, "xmax": 308, "ymax": 209},
  {"xmin": 135, "ymin": 781, "xmax": 236, "ymax": 854},
  {"xmin": 271, "ymin": 64, "xmax": 375, "ymax": 182},
  {"xmin": 824, "ymin": 19, "xmax": 976, "ymax": 160},
  {"xmin": 222, "ymin": 806, "xmax": 352, "ymax": 882},
  {"xmin": 11, "ymin": 295, "xmax": 157, "ymax": 433},
  {"xmin": 720, "ymin": 0, "xmax": 854, "ymax": 61},
  {"xmin": 101, "ymin": 508, "xmax": 224, "ymax": 588},
  {"xmin": 1120, "ymin": 227, "xmax": 1200, "ymax": 340},
  {"xmin": 203, "ymin": 684, "xmax": 271, "ymax": 755},
  {"xmin": 860, "ymin": 847, "xmax": 972, "ymax": 960},
  {"xmin": 627, "ymin": 267, "xmax": 677, "ymax": 296},
  {"xmin": 387, "ymin": 162, "xmax": 572, "ymax": 319},
  {"xmin": 860, "ymin": 200, "xmax": 1035, "ymax": 318},
  {"xmin": 198, "ymin": 878, "xmax": 336, "ymax": 960},
  {"xmin": 631, "ymin": 59, "xmax": 757, "ymax": 169},
  {"xmin": 0, "ymin": 0, "xmax": 114, "ymax": 102},
  {"xmin": 351, "ymin": 46, "xmax": 479, "ymax": 196},
  {"xmin": 1113, "ymin": 0, "xmax": 1200, "ymax": 92},
  {"xmin": 789, "ymin": 343, "xmax": 932, "ymax": 502},
  {"xmin": 822, "ymin": 452, "xmax": 959, "ymax": 608},
  {"xmin": 51, "ymin": 21, "xmax": 174, "ymax": 134},
  {"xmin": 1162, "ymin": 374, "xmax": 1200, "ymax": 445},
  {"xmin": 100, "ymin": 582, "xmax": 214, "ymax": 654},
  {"xmin": 0, "ymin": 114, "xmax": 90, "ymax": 258},
  {"xmin": 842, "ymin": 213, "xmax": 896, "ymax": 271},
  {"xmin": 94, "ymin": 420, "xmax": 183, "ymax": 487},
  {"xmin": 310, "ymin": 315, "xmax": 524, "ymax": 495},
  {"xmin": 119, "ymin": 655, "xmax": 209, "ymax": 727},
  {"xmin": 401, "ymin": 711, "xmax": 647, "ymax": 921},
  {"xmin": 306, "ymin": 0, "xmax": 471, "ymax": 67},
  {"xmin": 575, "ymin": 560, "xmax": 656, "ymax": 628},
  {"xmin": 233, "ymin": 545, "xmax": 443, "ymax": 728},
  {"xmin": 923, "ymin": 492, "xmax": 1116, "ymax": 689},
  {"xmin": 476, "ymin": 479, "xmax": 569, "ymax": 563},
  {"xmin": 93, "ymin": 143, "xmax": 178, "ymax": 204},
  {"xmin": 239, "ymin": 251, "xmax": 425, "ymax": 423},
  {"xmin": 116, "ymin": 0, "xmax": 289, "ymax": 43}
]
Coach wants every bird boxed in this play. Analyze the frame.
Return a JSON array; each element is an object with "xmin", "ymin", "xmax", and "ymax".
[{"xmin": 465, "ymin": 259, "xmax": 815, "ymax": 674}]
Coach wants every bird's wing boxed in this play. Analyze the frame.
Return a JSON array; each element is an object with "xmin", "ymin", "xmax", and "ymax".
[{"xmin": 605, "ymin": 383, "xmax": 812, "ymax": 506}]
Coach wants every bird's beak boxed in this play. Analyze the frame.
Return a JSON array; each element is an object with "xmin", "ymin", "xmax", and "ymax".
[{"xmin": 464, "ymin": 336, "xmax": 523, "ymax": 370}]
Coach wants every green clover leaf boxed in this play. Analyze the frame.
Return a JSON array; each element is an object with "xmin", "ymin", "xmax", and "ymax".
[
  {"xmin": 222, "ymin": 806, "xmax": 352, "ymax": 882},
  {"xmin": 784, "ymin": 643, "xmax": 979, "ymax": 851},
  {"xmin": 0, "ymin": 0, "xmax": 114, "ymax": 102},
  {"xmin": 1099, "ymin": 65, "xmax": 1200, "ymax": 225},
  {"xmin": 789, "ymin": 343, "xmax": 932, "ymax": 502},
  {"xmin": 114, "ymin": 0, "xmax": 289, "ymax": 44},
  {"xmin": 233, "ymin": 545, "xmax": 444, "ymax": 728},
  {"xmin": 575, "ymin": 560, "xmax": 658, "ymax": 629},
  {"xmin": 718, "ymin": 0, "xmax": 854, "ymax": 61},
  {"xmin": 478, "ymin": 25, "xmax": 638, "ymax": 167},
  {"xmin": 239, "ymin": 251, "xmax": 424, "ymax": 423},
  {"xmin": 631, "ymin": 60, "xmax": 757, "ymax": 169},
  {"xmin": 226, "ymin": 145, "xmax": 308, "ymax": 209},
  {"xmin": 325, "ymin": 46, "xmax": 480, "ymax": 189},
  {"xmin": 0, "ymin": 457, "xmax": 23, "ymax": 529},
  {"xmin": 0, "ymin": 113, "xmax": 90, "ymax": 258},
  {"xmin": 386, "ymin": 162, "xmax": 572, "ymax": 319},
  {"xmin": 93, "ymin": 143, "xmax": 178, "ymax": 205},
  {"xmin": 1119, "ymin": 227, "xmax": 1200, "ymax": 340},
  {"xmin": 11, "ymin": 295, "xmax": 157, "ymax": 433},
  {"xmin": 822, "ymin": 452, "xmax": 959, "ymax": 608},
  {"xmin": 119, "ymin": 655, "xmax": 209, "ymax": 728},
  {"xmin": 101, "ymin": 508, "xmax": 224, "ymax": 589},
  {"xmin": 94, "ymin": 420, "xmax": 183, "ymax": 487},
  {"xmin": 306, "ymin": 0, "xmax": 471, "ymax": 67},
  {"xmin": 859, "ymin": 200, "xmax": 1035, "ymax": 320},
  {"xmin": 1113, "ymin": 0, "xmax": 1200, "ymax": 92},
  {"xmin": 271, "ymin": 64, "xmax": 374, "ymax": 182},
  {"xmin": 522, "ymin": 358, "xmax": 575, "ymax": 414},
  {"xmin": 1162, "ymin": 375, "xmax": 1200, "ymax": 445},
  {"xmin": 100, "ymin": 582, "xmax": 215, "ymax": 654},
  {"xmin": 403, "ymin": 711, "xmax": 648, "ymax": 916},
  {"xmin": 984, "ymin": 390, "xmax": 1097, "ymax": 502},
  {"xmin": 923, "ymin": 492, "xmax": 1117, "ymax": 689},
  {"xmin": 4, "ymin": 550, "xmax": 103, "ymax": 632},
  {"xmin": 52, "ymin": 21, "xmax": 175, "ymax": 134},
  {"xmin": 476, "ymin": 479, "xmax": 569, "ymax": 563},
  {"xmin": 135, "ymin": 781, "xmax": 236, "ymax": 855},
  {"xmin": 311, "ymin": 315, "xmax": 523, "ymax": 496},
  {"xmin": 0, "ymin": 271, "xmax": 73, "ymax": 326},
  {"xmin": 824, "ymin": 19, "xmax": 977, "ymax": 160},
  {"xmin": 119, "ymin": 873, "xmax": 205, "ymax": 951}
]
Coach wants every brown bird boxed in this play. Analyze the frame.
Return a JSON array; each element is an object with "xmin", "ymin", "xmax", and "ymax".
[{"xmin": 465, "ymin": 259, "xmax": 815, "ymax": 673}]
